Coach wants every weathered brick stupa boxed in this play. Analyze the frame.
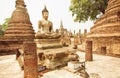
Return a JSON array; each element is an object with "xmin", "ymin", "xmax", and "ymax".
[
  {"xmin": 4, "ymin": 0, "xmax": 35, "ymax": 41},
  {"xmin": 87, "ymin": 0, "xmax": 120, "ymax": 56},
  {"xmin": 0, "ymin": 0, "xmax": 35, "ymax": 55}
]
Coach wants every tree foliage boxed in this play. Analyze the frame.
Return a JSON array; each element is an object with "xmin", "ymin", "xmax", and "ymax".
[
  {"xmin": 69, "ymin": 0, "xmax": 108, "ymax": 22},
  {"xmin": 0, "ymin": 26, "xmax": 4, "ymax": 36},
  {"xmin": 1, "ymin": 18, "xmax": 10, "ymax": 31},
  {"xmin": 0, "ymin": 18, "xmax": 10, "ymax": 36}
]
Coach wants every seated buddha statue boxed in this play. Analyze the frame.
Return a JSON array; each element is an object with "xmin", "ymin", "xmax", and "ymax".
[{"xmin": 35, "ymin": 6, "xmax": 60, "ymax": 39}]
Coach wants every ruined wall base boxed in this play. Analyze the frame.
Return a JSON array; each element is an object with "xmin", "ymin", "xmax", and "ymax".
[{"xmin": 87, "ymin": 36, "xmax": 120, "ymax": 57}]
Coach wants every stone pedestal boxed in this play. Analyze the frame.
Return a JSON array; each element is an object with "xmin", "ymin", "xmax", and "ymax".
[
  {"xmin": 37, "ymin": 47, "xmax": 76, "ymax": 69},
  {"xmin": 24, "ymin": 42, "xmax": 38, "ymax": 78},
  {"xmin": 35, "ymin": 39, "xmax": 62, "ymax": 51},
  {"xmin": 85, "ymin": 41, "xmax": 93, "ymax": 61}
]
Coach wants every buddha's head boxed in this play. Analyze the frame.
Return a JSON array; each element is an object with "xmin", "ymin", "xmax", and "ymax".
[{"xmin": 42, "ymin": 6, "xmax": 49, "ymax": 20}]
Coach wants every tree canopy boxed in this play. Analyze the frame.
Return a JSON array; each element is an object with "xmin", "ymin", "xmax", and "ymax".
[{"xmin": 69, "ymin": 0, "xmax": 108, "ymax": 22}]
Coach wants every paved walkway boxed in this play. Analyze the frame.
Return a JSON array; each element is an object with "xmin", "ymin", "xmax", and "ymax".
[
  {"xmin": 77, "ymin": 52, "xmax": 120, "ymax": 78},
  {"xmin": 0, "ymin": 55, "xmax": 23, "ymax": 78},
  {"xmin": 0, "ymin": 52, "xmax": 120, "ymax": 78},
  {"xmin": 42, "ymin": 52, "xmax": 120, "ymax": 78}
]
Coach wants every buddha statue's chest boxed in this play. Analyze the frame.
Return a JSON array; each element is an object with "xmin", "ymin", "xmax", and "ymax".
[
  {"xmin": 40, "ymin": 21, "xmax": 51, "ymax": 33},
  {"xmin": 41, "ymin": 21, "xmax": 51, "ymax": 27}
]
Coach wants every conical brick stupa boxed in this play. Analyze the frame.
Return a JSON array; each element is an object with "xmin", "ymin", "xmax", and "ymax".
[
  {"xmin": 87, "ymin": 0, "xmax": 120, "ymax": 56},
  {"xmin": 4, "ymin": 0, "xmax": 35, "ymax": 41}
]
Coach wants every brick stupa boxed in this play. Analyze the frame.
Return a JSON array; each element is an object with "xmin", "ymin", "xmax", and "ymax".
[
  {"xmin": 4, "ymin": 0, "xmax": 35, "ymax": 41},
  {"xmin": 87, "ymin": 0, "xmax": 120, "ymax": 56},
  {"xmin": 0, "ymin": 0, "xmax": 35, "ymax": 54}
]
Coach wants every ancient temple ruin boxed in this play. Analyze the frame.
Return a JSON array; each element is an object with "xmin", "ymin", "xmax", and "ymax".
[
  {"xmin": 0, "ymin": 0, "xmax": 35, "ymax": 55},
  {"xmin": 57, "ymin": 21, "xmax": 71, "ymax": 46},
  {"xmin": 58, "ymin": 20, "xmax": 67, "ymax": 35},
  {"xmin": 35, "ymin": 6, "xmax": 76, "ymax": 69},
  {"xmin": 87, "ymin": 0, "xmax": 120, "ymax": 56},
  {"xmin": 4, "ymin": 0, "xmax": 35, "ymax": 41}
]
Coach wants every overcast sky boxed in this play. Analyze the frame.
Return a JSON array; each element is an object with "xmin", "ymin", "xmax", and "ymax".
[{"xmin": 0, "ymin": 0, "xmax": 93, "ymax": 33}]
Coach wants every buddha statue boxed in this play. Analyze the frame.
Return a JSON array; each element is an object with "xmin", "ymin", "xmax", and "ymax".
[{"xmin": 35, "ymin": 6, "xmax": 60, "ymax": 39}]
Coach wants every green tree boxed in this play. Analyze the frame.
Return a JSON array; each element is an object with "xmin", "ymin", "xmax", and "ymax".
[
  {"xmin": 1, "ymin": 18, "xmax": 10, "ymax": 31},
  {"xmin": 69, "ymin": 0, "xmax": 108, "ymax": 22},
  {"xmin": 0, "ymin": 25, "xmax": 4, "ymax": 36},
  {"xmin": 0, "ymin": 18, "xmax": 10, "ymax": 36}
]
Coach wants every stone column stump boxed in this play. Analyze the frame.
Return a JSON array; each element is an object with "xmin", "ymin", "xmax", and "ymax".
[
  {"xmin": 85, "ymin": 41, "xmax": 93, "ymax": 61},
  {"xmin": 23, "ymin": 41, "xmax": 38, "ymax": 78}
]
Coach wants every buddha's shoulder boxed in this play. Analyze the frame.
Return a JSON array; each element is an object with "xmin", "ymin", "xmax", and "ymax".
[
  {"xmin": 48, "ymin": 21, "xmax": 53, "ymax": 24},
  {"xmin": 38, "ymin": 20, "xmax": 42, "ymax": 24},
  {"xmin": 38, "ymin": 20, "xmax": 43, "ymax": 22}
]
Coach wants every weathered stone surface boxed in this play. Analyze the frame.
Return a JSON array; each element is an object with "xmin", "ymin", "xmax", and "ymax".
[
  {"xmin": 35, "ymin": 39, "xmax": 62, "ymax": 50},
  {"xmin": 0, "ymin": 41, "xmax": 22, "ymax": 55},
  {"xmin": 37, "ymin": 47, "xmax": 76, "ymax": 69},
  {"xmin": 23, "ymin": 41, "xmax": 38, "ymax": 78}
]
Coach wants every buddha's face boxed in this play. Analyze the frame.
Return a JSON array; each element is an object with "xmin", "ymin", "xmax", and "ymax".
[{"xmin": 42, "ymin": 12, "xmax": 48, "ymax": 20}]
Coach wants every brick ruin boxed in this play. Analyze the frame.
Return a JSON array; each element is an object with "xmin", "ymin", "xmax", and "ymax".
[
  {"xmin": 87, "ymin": 0, "xmax": 120, "ymax": 57},
  {"xmin": 4, "ymin": 0, "xmax": 35, "ymax": 41},
  {"xmin": 85, "ymin": 41, "xmax": 93, "ymax": 61},
  {"xmin": 0, "ymin": 1, "xmax": 38, "ymax": 78},
  {"xmin": 23, "ymin": 41, "xmax": 38, "ymax": 78},
  {"xmin": 0, "ymin": 0, "xmax": 35, "ymax": 55},
  {"xmin": 0, "ymin": 0, "xmax": 38, "ymax": 78}
]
